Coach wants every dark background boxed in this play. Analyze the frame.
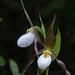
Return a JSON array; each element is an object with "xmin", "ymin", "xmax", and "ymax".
[{"xmin": 0, "ymin": 0, "xmax": 75, "ymax": 75}]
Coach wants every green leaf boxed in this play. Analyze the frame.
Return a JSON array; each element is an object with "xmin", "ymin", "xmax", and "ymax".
[
  {"xmin": 52, "ymin": 29, "xmax": 61, "ymax": 61},
  {"xmin": 0, "ymin": 56, "xmax": 5, "ymax": 66},
  {"xmin": 35, "ymin": 15, "xmax": 46, "ymax": 39},
  {"xmin": 39, "ymin": 15, "xmax": 46, "ymax": 39},
  {"xmin": 9, "ymin": 59, "xmax": 20, "ymax": 75},
  {"xmin": 35, "ymin": 25, "xmax": 46, "ymax": 39}
]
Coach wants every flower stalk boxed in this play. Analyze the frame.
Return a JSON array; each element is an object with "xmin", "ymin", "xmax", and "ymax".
[
  {"xmin": 46, "ymin": 67, "xmax": 49, "ymax": 75},
  {"xmin": 37, "ymin": 68, "xmax": 40, "ymax": 75}
]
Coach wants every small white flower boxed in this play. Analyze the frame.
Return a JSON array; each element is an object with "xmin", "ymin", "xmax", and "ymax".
[
  {"xmin": 37, "ymin": 54, "xmax": 51, "ymax": 69},
  {"xmin": 17, "ymin": 32, "xmax": 35, "ymax": 47}
]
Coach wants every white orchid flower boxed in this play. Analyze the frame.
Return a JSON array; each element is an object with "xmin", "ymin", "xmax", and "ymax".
[
  {"xmin": 37, "ymin": 50, "xmax": 51, "ymax": 69},
  {"xmin": 17, "ymin": 28, "xmax": 35, "ymax": 48}
]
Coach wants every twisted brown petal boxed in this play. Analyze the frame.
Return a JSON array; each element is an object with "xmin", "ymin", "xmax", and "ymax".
[
  {"xmin": 66, "ymin": 70, "xmax": 71, "ymax": 75},
  {"xmin": 50, "ymin": 49, "xmax": 71, "ymax": 75},
  {"xmin": 57, "ymin": 59, "xmax": 71, "ymax": 75},
  {"xmin": 21, "ymin": 54, "xmax": 36, "ymax": 74},
  {"xmin": 21, "ymin": 49, "xmax": 44, "ymax": 75}
]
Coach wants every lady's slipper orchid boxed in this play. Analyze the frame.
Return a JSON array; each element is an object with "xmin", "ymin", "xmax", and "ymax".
[
  {"xmin": 18, "ymin": 0, "xmax": 71, "ymax": 75},
  {"xmin": 37, "ymin": 50, "xmax": 51, "ymax": 69},
  {"xmin": 17, "ymin": 28, "xmax": 35, "ymax": 47}
]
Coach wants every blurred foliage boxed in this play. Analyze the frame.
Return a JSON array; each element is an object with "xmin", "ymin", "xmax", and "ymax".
[
  {"xmin": 42, "ymin": 0, "xmax": 68, "ymax": 16},
  {"xmin": 0, "ymin": 17, "xmax": 3, "ymax": 22},
  {"xmin": 9, "ymin": 59, "xmax": 25, "ymax": 75},
  {"xmin": 0, "ymin": 56, "xmax": 5, "ymax": 66}
]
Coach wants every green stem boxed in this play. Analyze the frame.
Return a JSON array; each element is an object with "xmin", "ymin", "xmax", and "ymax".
[
  {"xmin": 46, "ymin": 67, "xmax": 49, "ymax": 75},
  {"xmin": 37, "ymin": 68, "xmax": 39, "ymax": 75}
]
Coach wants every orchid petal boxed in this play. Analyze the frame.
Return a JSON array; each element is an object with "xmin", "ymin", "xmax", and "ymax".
[
  {"xmin": 17, "ymin": 32, "xmax": 35, "ymax": 47},
  {"xmin": 56, "ymin": 59, "xmax": 71, "ymax": 75},
  {"xmin": 44, "ymin": 15, "xmax": 56, "ymax": 49},
  {"xmin": 37, "ymin": 54, "xmax": 51, "ymax": 69}
]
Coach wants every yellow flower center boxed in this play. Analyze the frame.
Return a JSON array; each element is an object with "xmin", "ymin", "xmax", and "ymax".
[
  {"xmin": 43, "ymin": 50, "xmax": 51, "ymax": 58},
  {"xmin": 27, "ymin": 28, "xmax": 32, "ymax": 33}
]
